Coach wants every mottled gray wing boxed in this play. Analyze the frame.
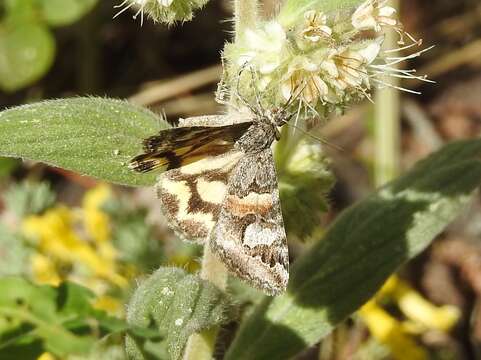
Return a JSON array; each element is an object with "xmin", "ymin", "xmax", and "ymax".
[{"xmin": 210, "ymin": 149, "xmax": 289, "ymax": 295}]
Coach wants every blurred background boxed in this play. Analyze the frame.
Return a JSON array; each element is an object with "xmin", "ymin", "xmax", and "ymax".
[{"xmin": 1, "ymin": 0, "xmax": 481, "ymax": 359}]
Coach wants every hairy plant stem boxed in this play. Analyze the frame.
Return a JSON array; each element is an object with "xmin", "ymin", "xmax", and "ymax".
[
  {"xmin": 183, "ymin": 246, "xmax": 228, "ymax": 360},
  {"xmin": 184, "ymin": 2, "xmax": 259, "ymax": 358},
  {"xmin": 234, "ymin": 0, "xmax": 259, "ymax": 41},
  {"xmin": 374, "ymin": 0, "xmax": 400, "ymax": 187}
]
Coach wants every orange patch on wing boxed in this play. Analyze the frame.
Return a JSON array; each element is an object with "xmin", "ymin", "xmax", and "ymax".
[{"xmin": 225, "ymin": 193, "xmax": 273, "ymax": 217}]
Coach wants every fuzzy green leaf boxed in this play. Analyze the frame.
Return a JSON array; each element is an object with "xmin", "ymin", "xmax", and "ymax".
[
  {"xmin": 38, "ymin": 0, "xmax": 98, "ymax": 27},
  {"xmin": 0, "ymin": 97, "xmax": 169, "ymax": 186},
  {"xmin": 126, "ymin": 267, "xmax": 233, "ymax": 360},
  {"xmin": 226, "ymin": 139, "xmax": 481, "ymax": 360}
]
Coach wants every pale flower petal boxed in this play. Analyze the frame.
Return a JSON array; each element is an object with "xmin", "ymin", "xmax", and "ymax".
[
  {"xmin": 300, "ymin": 10, "xmax": 332, "ymax": 43},
  {"xmin": 357, "ymin": 40, "xmax": 382, "ymax": 64},
  {"xmin": 320, "ymin": 59, "xmax": 338, "ymax": 77},
  {"xmin": 302, "ymin": 59, "xmax": 319, "ymax": 72},
  {"xmin": 281, "ymin": 81, "xmax": 293, "ymax": 101},
  {"xmin": 309, "ymin": 76, "xmax": 329, "ymax": 100},
  {"xmin": 259, "ymin": 60, "xmax": 280, "ymax": 74},
  {"xmin": 379, "ymin": 5, "xmax": 396, "ymax": 17},
  {"xmin": 352, "ymin": 0, "xmax": 397, "ymax": 32}
]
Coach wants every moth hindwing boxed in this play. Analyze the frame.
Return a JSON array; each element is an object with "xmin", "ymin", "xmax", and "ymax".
[{"xmin": 130, "ymin": 114, "xmax": 289, "ymax": 295}]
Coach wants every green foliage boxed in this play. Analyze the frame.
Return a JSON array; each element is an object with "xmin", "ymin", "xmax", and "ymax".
[
  {"xmin": 225, "ymin": 139, "xmax": 481, "ymax": 360},
  {"xmin": 0, "ymin": 157, "xmax": 18, "ymax": 177},
  {"xmin": 0, "ymin": 277, "xmax": 155, "ymax": 360},
  {"xmin": 3, "ymin": 181, "xmax": 56, "ymax": 218},
  {"xmin": 126, "ymin": 267, "xmax": 234, "ymax": 360},
  {"xmin": 104, "ymin": 198, "xmax": 165, "ymax": 271},
  {"xmin": 38, "ymin": 0, "xmax": 98, "ymax": 27},
  {"xmin": 0, "ymin": 225, "xmax": 30, "ymax": 276},
  {"xmin": 277, "ymin": 139, "xmax": 334, "ymax": 239},
  {"xmin": 0, "ymin": 97, "xmax": 169, "ymax": 186},
  {"xmin": 0, "ymin": 22, "xmax": 55, "ymax": 92},
  {"xmin": 0, "ymin": 0, "xmax": 98, "ymax": 92}
]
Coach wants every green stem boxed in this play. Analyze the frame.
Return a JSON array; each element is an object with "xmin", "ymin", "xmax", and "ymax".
[
  {"xmin": 183, "ymin": 246, "xmax": 228, "ymax": 360},
  {"xmin": 234, "ymin": 0, "xmax": 259, "ymax": 41},
  {"xmin": 374, "ymin": 0, "xmax": 400, "ymax": 186}
]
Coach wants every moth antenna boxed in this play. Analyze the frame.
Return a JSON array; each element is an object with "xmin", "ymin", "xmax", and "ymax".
[
  {"xmin": 279, "ymin": 81, "xmax": 308, "ymax": 136},
  {"xmin": 248, "ymin": 67, "xmax": 265, "ymax": 115},
  {"xmin": 235, "ymin": 63, "xmax": 261, "ymax": 116},
  {"xmin": 281, "ymin": 119, "xmax": 343, "ymax": 152}
]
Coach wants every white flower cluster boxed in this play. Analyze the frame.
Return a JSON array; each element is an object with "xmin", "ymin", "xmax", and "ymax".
[
  {"xmin": 114, "ymin": 0, "xmax": 207, "ymax": 25},
  {"xmin": 226, "ymin": 0, "xmax": 431, "ymax": 114},
  {"xmin": 114, "ymin": 0, "xmax": 171, "ymax": 25}
]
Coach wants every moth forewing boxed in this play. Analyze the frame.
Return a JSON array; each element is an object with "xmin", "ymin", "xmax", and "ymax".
[
  {"xmin": 129, "ymin": 119, "xmax": 252, "ymax": 172},
  {"xmin": 209, "ymin": 150, "xmax": 289, "ymax": 295}
]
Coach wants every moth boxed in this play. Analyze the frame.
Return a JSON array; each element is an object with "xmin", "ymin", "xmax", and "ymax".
[{"xmin": 129, "ymin": 107, "xmax": 293, "ymax": 295}]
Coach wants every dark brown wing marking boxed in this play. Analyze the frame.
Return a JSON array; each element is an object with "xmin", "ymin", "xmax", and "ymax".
[
  {"xmin": 156, "ymin": 150, "xmax": 243, "ymax": 244},
  {"xmin": 129, "ymin": 122, "xmax": 253, "ymax": 172}
]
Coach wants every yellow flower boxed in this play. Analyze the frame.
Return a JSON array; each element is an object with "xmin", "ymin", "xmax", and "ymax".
[
  {"xmin": 23, "ymin": 206, "xmax": 127, "ymax": 288},
  {"xmin": 37, "ymin": 353, "xmax": 56, "ymax": 360},
  {"xmin": 388, "ymin": 276, "xmax": 460, "ymax": 332},
  {"xmin": 360, "ymin": 275, "xmax": 461, "ymax": 360},
  {"xmin": 31, "ymin": 254, "xmax": 61, "ymax": 286},
  {"xmin": 359, "ymin": 301, "xmax": 428, "ymax": 360},
  {"xmin": 170, "ymin": 254, "xmax": 200, "ymax": 273},
  {"xmin": 82, "ymin": 184, "xmax": 111, "ymax": 243},
  {"xmin": 93, "ymin": 295, "xmax": 123, "ymax": 315}
]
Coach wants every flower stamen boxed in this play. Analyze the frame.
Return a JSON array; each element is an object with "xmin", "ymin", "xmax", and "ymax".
[{"xmin": 113, "ymin": 0, "xmax": 134, "ymax": 19}]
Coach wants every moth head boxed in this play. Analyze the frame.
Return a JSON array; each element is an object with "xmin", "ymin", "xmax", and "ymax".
[
  {"xmin": 255, "ymin": 108, "xmax": 290, "ymax": 141},
  {"xmin": 266, "ymin": 106, "xmax": 293, "ymax": 131},
  {"xmin": 270, "ymin": 107, "xmax": 292, "ymax": 127}
]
